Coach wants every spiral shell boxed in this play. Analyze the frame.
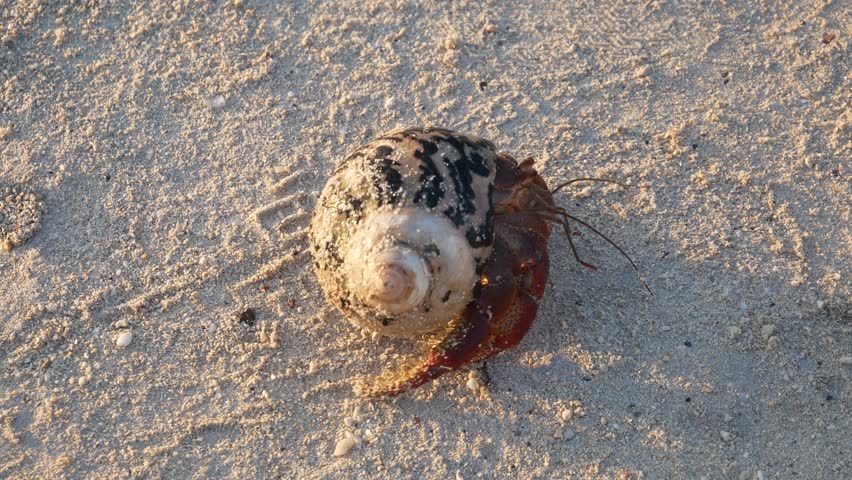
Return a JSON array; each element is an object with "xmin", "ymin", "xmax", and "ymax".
[{"xmin": 310, "ymin": 127, "xmax": 499, "ymax": 336}]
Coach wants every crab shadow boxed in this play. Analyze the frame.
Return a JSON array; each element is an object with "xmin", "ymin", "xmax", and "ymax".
[{"xmin": 296, "ymin": 222, "xmax": 850, "ymax": 477}]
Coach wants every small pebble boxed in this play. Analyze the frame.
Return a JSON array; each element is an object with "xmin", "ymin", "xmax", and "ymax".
[
  {"xmin": 574, "ymin": 186, "xmax": 593, "ymax": 199},
  {"xmin": 816, "ymin": 300, "xmax": 824, "ymax": 309},
  {"xmin": 839, "ymin": 355, "xmax": 852, "ymax": 366},
  {"xmin": 1, "ymin": 239, "xmax": 12, "ymax": 252},
  {"xmin": 563, "ymin": 428, "xmax": 576, "ymax": 441},
  {"xmin": 332, "ymin": 432, "xmax": 361, "ymax": 457},
  {"xmin": 760, "ymin": 324, "xmax": 776, "ymax": 340},
  {"xmin": 307, "ymin": 361, "xmax": 319, "ymax": 375},
  {"xmin": 466, "ymin": 371, "xmax": 483, "ymax": 393},
  {"xmin": 767, "ymin": 336, "xmax": 781, "ymax": 350},
  {"xmin": 720, "ymin": 430, "xmax": 733, "ymax": 442},
  {"xmin": 634, "ymin": 65, "xmax": 651, "ymax": 79},
  {"xmin": 727, "ymin": 326, "xmax": 742, "ymax": 339},
  {"xmin": 205, "ymin": 95, "xmax": 226, "ymax": 109},
  {"xmin": 560, "ymin": 409, "xmax": 573, "ymax": 422},
  {"xmin": 115, "ymin": 331, "xmax": 133, "ymax": 347}
]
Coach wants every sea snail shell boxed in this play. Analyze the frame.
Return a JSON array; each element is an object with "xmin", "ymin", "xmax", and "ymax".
[{"xmin": 309, "ymin": 127, "xmax": 498, "ymax": 336}]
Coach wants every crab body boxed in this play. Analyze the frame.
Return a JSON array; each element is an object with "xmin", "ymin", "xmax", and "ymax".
[{"xmin": 310, "ymin": 127, "xmax": 559, "ymax": 396}]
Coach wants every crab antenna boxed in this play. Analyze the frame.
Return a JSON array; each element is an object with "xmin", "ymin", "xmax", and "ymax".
[
  {"xmin": 556, "ymin": 214, "xmax": 598, "ymax": 271},
  {"xmin": 551, "ymin": 208, "xmax": 652, "ymax": 295},
  {"xmin": 550, "ymin": 177, "xmax": 632, "ymax": 213},
  {"xmin": 550, "ymin": 177, "xmax": 628, "ymax": 195},
  {"xmin": 522, "ymin": 207, "xmax": 597, "ymax": 271}
]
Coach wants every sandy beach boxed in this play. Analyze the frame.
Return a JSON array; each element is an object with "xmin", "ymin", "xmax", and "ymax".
[{"xmin": 1, "ymin": 0, "xmax": 849, "ymax": 478}]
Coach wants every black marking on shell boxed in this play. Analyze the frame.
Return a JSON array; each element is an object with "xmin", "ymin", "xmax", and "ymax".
[
  {"xmin": 372, "ymin": 158, "xmax": 403, "ymax": 206},
  {"xmin": 437, "ymin": 132, "xmax": 492, "ymax": 177},
  {"xmin": 466, "ymin": 182, "xmax": 495, "ymax": 248},
  {"xmin": 442, "ymin": 205, "xmax": 465, "ymax": 228},
  {"xmin": 345, "ymin": 196, "xmax": 365, "ymax": 218},
  {"xmin": 475, "ymin": 258, "xmax": 488, "ymax": 275},
  {"xmin": 472, "ymin": 280, "xmax": 483, "ymax": 299},
  {"xmin": 431, "ymin": 132, "xmax": 495, "ymax": 246},
  {"xmin": 323, "ymin": 240, "xmax": 344, "ymax": 269},
  {"xmin": 374, "ymin": 145, "xmax": 394, "ymax": 159},
  {"xmin": 466, "ymin": 224, "xmax": 492, "ymax": 248},
  {"xmin": 422, "ymin": 244, "xmax": 441, "ymax": 257},
  {"xmin": 379, "ymin": 317, "xmax": 393, "ymax": 326},
  {"xmin": 412, "ymin": 139, "xmax": 444, "ymax": 208},
  {"xmin": 441, "ymin": 157, "xmax": 471, "ymax": 227}
]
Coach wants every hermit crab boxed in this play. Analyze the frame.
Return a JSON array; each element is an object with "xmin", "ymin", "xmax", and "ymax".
[{"xmin": 309, "ymin": 127, "xmax": 641, "ymax": 396}]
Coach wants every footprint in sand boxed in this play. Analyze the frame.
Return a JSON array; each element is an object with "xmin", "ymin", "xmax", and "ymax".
[
  {"xmin": 235, "ymin": 164, "xmax": 314, "ymax": 289},
  {"xmin": 0, "ymin": 181, "xmax": 45, "ymax": 252}
]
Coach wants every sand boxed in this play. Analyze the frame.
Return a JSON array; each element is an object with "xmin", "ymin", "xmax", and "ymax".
[{"xmin": 1, "ymin": 0, "xmax": 849, "ymax": 478}]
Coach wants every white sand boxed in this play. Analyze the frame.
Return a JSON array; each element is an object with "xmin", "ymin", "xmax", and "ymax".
[{"xmin": 1, "ymin": 1, "xmax": 849, "ymax": 478}]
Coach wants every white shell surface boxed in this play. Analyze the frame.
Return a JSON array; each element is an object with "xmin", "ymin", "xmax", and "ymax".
[
  {"xmin": 310, "ymin": 127, "xmax": 498, "ymax": 337},
  {"xmin": 342, "ymin": 209, "xmax": 478, "ymax": 335}
]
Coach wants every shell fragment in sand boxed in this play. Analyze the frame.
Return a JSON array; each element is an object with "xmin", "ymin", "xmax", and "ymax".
[
  {"xmin": 116, "ymin": 331, "xmax": 133, "ymax": 347},
  {"xmin": 332, "ymin": 432, "xmax": 361, "ymax": 457}
]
